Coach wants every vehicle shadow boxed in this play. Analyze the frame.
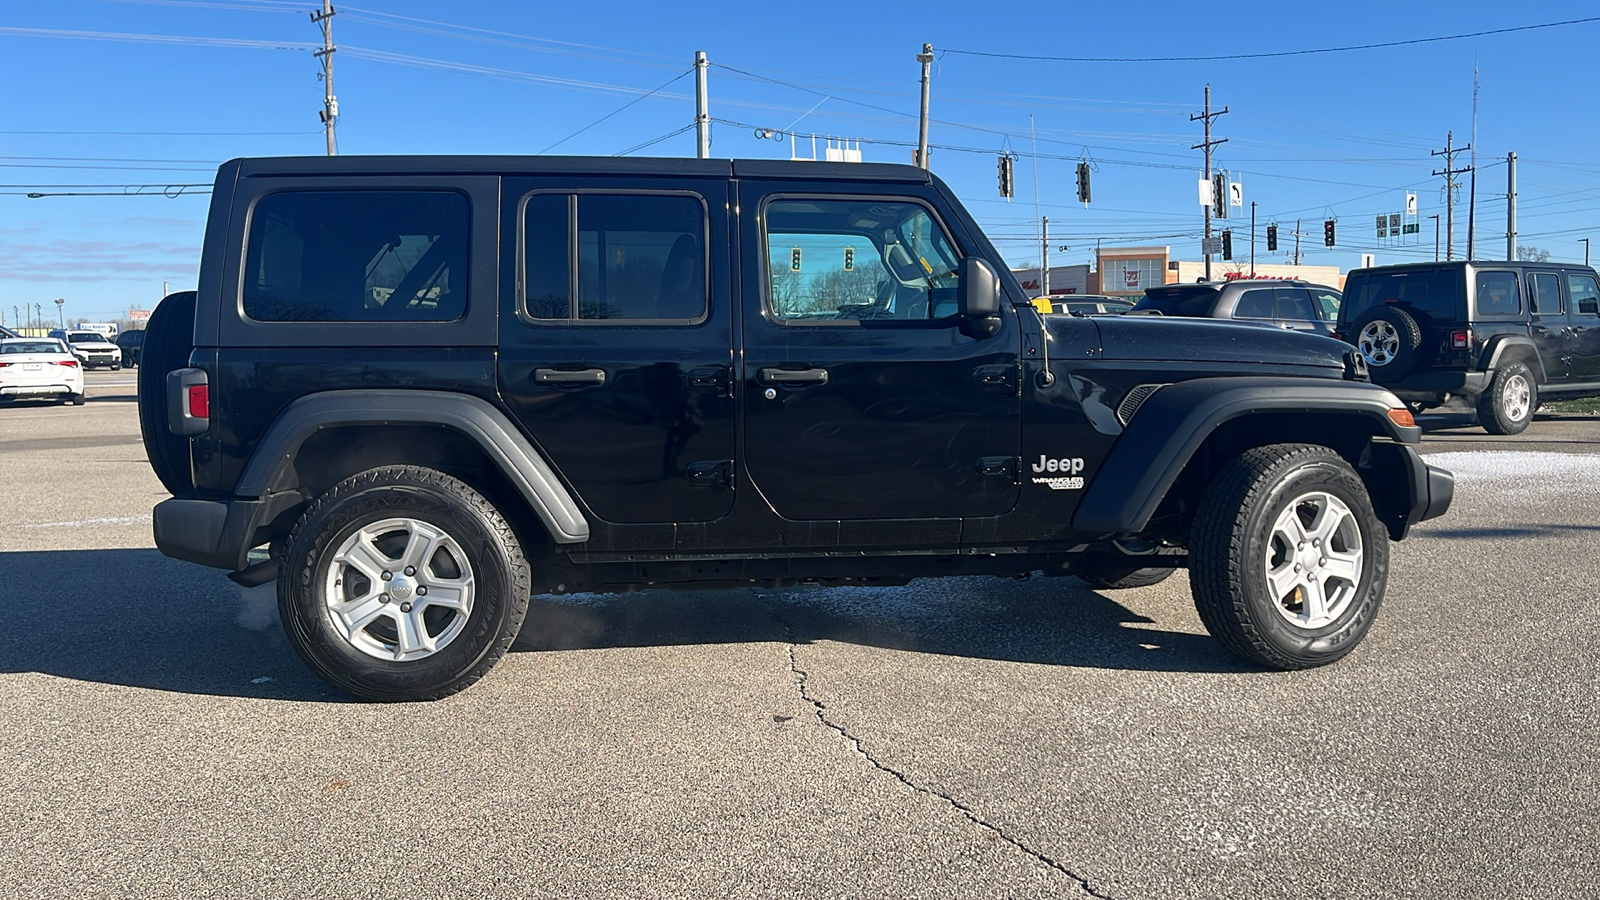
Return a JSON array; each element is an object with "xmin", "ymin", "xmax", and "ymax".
[
  {"xmin": 0, "ymin": 549, "xmax": 1246, "ymax": 700},
  {"xmin": 510, "ymin": 575, "xmax": 1247, "ymax": 675}
]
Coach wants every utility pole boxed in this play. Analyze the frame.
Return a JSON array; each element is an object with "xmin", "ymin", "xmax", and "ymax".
[
  {"xmin": 694, "ymin": 51, "xmax": 710, "ymax": 159},
  {"xmin": 1040, "ymin": 216, "xmax": 1050, "ymax": 299},
  {"xmin": 915, "ymin": 43, "xmax": 933, "ymax": 169},
  {"xmin": 1250, "ymin": 201, "xmax": 1257, "ymax": 275},
  {"xmin": 1190, "ymin": 84, "xmax": 1228, "ymax": 281},
  {"xmin": 1293, "ymin": 218, "xmax": 1302, "ymax": 266},
  {"xmin": 1430, "ymin": 215, "xmax": 1441, "ymax": 261},
  {"xmin": 312, "ymin": 1, "xmax": 338, "ymax": 156},
  {"xmin": 1506, "ymin": 151, "xmax": 1517, "ymax": 261},
  {"xmin": 1432, "ymin": 131, "xmax": 1471, "ymax": 261}
]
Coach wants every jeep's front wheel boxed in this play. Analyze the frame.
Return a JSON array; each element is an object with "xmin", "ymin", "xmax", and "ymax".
[
  {"xmin": 279, "ymin": 465, "xmax": 531, "ymax": 701},
  {"xmin": 1189, "ymin": 444, "xmax": 1388, "ymax": 670},
  {"xmin": 1477, "ymin": 360, "xmax": 1536, "ymax": 435}
]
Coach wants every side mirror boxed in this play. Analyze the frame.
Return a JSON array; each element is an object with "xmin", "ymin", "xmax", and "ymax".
[{"xmin": 959, "ymin": 257, "xmax": 1001, "ymax": 319}]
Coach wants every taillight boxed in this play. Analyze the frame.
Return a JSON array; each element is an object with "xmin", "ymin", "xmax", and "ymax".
[
  {"xmin": 1449, "ymin": 329, "xmax": 1473, "ymax": 350},
  {"xmin": 55, "ymin": 359, "xmax": 79, "ymax": 367},
  {"xmin": 187, "ymin": 384, "xmax": 210, "ymax": 419}
]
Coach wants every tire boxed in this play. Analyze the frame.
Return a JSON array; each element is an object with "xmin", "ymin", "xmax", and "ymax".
[
  {"xmin": 70, "ymin": 393, "xmax": 85, "ymax": 406},
  {"xmin": 1350, "ymin": 306, "xmax": 1424, "ymax": 382},
  {"xmin": 1476, "ymin": 360, "xmax": 1536, "ymax": 435},
  {"xmin": 1189, "ymin": 443, "xmax": 1389, "ymax": 670},
  {"xmin": 279, "ymin": 465, "xmax": 531, "ymax": 702},
  {"xmin": 111, "ymin": 363, "xmax": 122, "ymax": 371},
  {"xmin": 1075, "ymin": 564, "xmax": 1174, "ymax": 590},
  {"xmin": 137, "ymin": 291, "xmax": 198, "ymax": 496}
]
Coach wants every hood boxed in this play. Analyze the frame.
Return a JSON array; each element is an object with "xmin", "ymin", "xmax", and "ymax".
[{"xmin": 1087, "ymin": 315, "xmax": 1350, "ymax": 371}]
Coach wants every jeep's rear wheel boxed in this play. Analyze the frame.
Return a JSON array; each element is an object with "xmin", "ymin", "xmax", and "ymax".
[
  {"xmin": 1189, "ymin": 444, "xmax": 1389, "ymax": 669},
  {"xmin": 1477, "ymin": 360, "xmax": 1536, "ymax": 435},
  {"xmin": 279, "ymin": 465, "xmax": 531, "ymax": 701}
]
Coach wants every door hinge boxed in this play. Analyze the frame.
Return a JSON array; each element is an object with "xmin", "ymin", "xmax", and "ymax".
[
  {"xmin": 974, "ymin": 456, "xmax": 1018, "ymax": 481},
  {"xmin": 686, "ymin": 459, "xmax": 733, "ymax": 488}
]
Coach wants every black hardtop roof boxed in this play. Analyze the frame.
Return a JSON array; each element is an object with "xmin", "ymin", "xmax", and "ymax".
[
  {"xmin": 1347, "ymin": 259, "xmax": 1598, "ymax": 277},
  {"xmin": 228, "ymin": 155, "xmax": 935, "ymax": 184}
]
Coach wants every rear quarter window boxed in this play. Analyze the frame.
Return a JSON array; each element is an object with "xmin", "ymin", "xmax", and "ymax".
[{"xmin": 242, "ymin": 190, "xmax": 469, "ymax": 323}]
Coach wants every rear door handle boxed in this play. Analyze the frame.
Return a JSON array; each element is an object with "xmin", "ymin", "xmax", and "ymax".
[
  {"xmin": 535, "ymin": 367, "xmax": 606, "ymax": 386},
  {"xmin": 759, "ymin": 367, "xmax": 828, "ymax": 385}
]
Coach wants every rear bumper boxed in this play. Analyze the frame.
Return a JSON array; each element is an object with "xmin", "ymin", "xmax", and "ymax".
[
  {"xmin": 1377, "ymin": 369, "xmax": 1489, "ymax": 403},
  {"xmin": 153, "ymin": 491, "xmax": 304, "ymax": 571},
  {"xmin": 1, "ymin": 384, "xmax": 72, "ymax": 396}
]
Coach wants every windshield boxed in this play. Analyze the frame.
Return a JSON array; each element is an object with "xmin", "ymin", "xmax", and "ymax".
[
  {"xmin": 1339, "ymin": 267, "xmax": 1463, "ymax": 325},
  {"xmin": 67, "ymin": 332, "xmax": 110, "ymax": 344},
  {"xmin": 1134, "ymin": 286, "xmax": 1219, "ymax": 317},
  {"xmin": 1, "ymin": 340, "xmax": 68, "ymax": 355}
]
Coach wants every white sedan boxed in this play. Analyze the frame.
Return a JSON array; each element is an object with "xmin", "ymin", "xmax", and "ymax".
[{"xmin": 0, "ymin": 338, "xmax": 85, "ymax": 405}]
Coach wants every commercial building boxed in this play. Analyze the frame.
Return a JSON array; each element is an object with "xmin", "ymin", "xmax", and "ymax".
[{"xmin": 1013, "ymin": 245, "xmax": 1344, "ymax": 300}]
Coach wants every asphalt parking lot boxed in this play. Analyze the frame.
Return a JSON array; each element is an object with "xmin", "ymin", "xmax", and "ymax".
[{"xmin": 2, "ymin": 370, "xmax": 1596, "ymax": 899}]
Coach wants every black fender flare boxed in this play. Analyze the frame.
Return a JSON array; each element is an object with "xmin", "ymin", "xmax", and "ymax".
[
  {"xmin": 1478, "ymin": 335, "xmax": 1546, "ymax": 383},
  {"xmin": 1071, "ymin": 377, "xmax": 1420, "ymax": 535},
  {"xmin": 238, "ymin": 389, "xmax": 589, "ymax": 544}
]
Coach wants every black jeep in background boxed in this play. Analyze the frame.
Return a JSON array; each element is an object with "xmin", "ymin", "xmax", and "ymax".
[
  {"xmin": 1336, "ymin": 260, "xmax": 1600, "ymax": 433},
  {"xmin": 138, "ymin": 155, "xmax": 1452, "ymax": 701}
]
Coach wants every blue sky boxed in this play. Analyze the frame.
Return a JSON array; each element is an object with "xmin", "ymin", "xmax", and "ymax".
[{"xmin": 5, "ymin": 0, "xmax": 1600, "ymax": 324}]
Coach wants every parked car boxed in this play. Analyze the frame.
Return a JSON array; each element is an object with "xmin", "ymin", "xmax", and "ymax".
[
  {"xmin": 47, "ymin": 329, "xmax": 122, "ymax": 370},
  {"xmin": 1334, "ymin": 260, "xmax": 1600, "ymax": 434},
  {"xmin": 1134, "ymin": 280, "xmax": 1343, "ymax": 337},
  {"xmin": 1033, "ymin": 295, "xmax": 1136, "ymax": 316},
  {"xmin": 0, "ymin": 338, "xmax": 85, "ymax": 404},
  {"xmin": 0, "ymin": 325, "xmax": 18, "ymax": 340},
  {"xmin": 116, "ymin": 329, "xmax": 144, "ymax": 367},
  {"xmin": 138, "ymin": 154, "xmax": 1450, "ymax": 701}
]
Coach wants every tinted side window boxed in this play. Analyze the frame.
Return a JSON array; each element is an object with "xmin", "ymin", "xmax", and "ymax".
[
  {"xmin": 1474, "ymin": 271, "xmax": 1521, "ymax": 317},
  {"xmin": 1529, "ymin": 272, "xmax": 1562, "ymax": 315},
  {"xmin": 1234, "ymin": 289, "xmax": 1274, "ymax": 319},
  {"xmin": 1274, "ymin": 287, "xmax": 1319, "ymax": 321},
  {"xmin": 523, "ymin": 193, "xmax": 707, "ymax": 323},
  {"xmin": 764, "ymin": 198, "xmax": 961, "ymax": 323},
  {"xmin": 243, "ymin": 191, "xmax": 468, "ymax": 322},
  {"xmin": 1569, "ymin": 273, "xmax": 1600, "ymax": 315}
]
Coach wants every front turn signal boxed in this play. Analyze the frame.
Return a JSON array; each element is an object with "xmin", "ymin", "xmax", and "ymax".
[{"xmin": 1387, "ymin": 407, "xmax": 1416, "ymax": 428}]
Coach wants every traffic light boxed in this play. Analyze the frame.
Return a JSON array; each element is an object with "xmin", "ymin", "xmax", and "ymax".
[
  {"xmin": 791, "ymin": 247, "xmax": 802, "ymax": 271},
  {"xmin": 1324, "ymin": 219, "xmax": 1336, "ymax": 247},
  {"xmin": 997, "ymin": 155, "xmax": 1014, "ymax": 199},
  {"xmin": 843, "ymin": 246, "xmax": 855, "ymax": 271},
  {"xmin": 1266, "ymin": 224, "xmax": 1278, "ymax": 252},
  {"xmin": 1212, "ymin": 172, "xmax": 1228, "ymax": 219},
  {"xmin": 1075, "ymin": 162, "xmax": 1091, "ymax": 204},
  {"xmin": 1221, "ymin": 230, "xmax": 1233, "ymax": 261}
]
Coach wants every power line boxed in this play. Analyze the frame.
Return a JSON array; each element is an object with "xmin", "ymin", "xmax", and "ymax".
[
  {"xmin": 542, "ymin": 69, "xmax": 692, "ymax": 153},
  {"xmin": 614, "ymin": 124, "xmax": 695, "ymax": 157},
  {"xmin": 940, "ymin": 15, "xmax": 1600, "ymax": 63}
]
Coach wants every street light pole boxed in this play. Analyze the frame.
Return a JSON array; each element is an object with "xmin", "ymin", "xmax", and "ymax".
[
  {"xmin": 54, "ymin": 298, "xmax": 64, "ymax": 328},
  {"xmin": 1430, "ymin": 215, "xmax": 1441, "ymax": 261},
  {"xmin": 1582, "ymin": 239, "xmax": 1591, "ymax": 267}
]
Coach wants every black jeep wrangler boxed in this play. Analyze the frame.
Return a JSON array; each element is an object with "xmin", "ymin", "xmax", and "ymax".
[
  {"xmin": 1336, "ymin": 260, "xmax": 1600, "ymax": 434},
  {"xmin": 140, "ymin": 155, "xmax": 1452, "ymax": 701}
]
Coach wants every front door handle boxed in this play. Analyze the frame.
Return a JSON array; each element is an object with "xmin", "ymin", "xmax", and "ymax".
[
  {"xmin": 535, "ymin": 367, "xmax": 606, "ymax": 386},
  {"xmin": 759, "ymin": 367, "xmax": 828, "ymax": 385}
]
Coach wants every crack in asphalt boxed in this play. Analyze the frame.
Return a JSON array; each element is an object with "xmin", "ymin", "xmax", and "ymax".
[{"xmin": 768, "ymin": 607, "xmax": 1115, "ymax": 900}]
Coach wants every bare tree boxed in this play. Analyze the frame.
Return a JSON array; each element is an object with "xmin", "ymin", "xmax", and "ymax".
[{"xmin": 1516, "ymin": 245, "xmax": 1551, "ymax": 262}]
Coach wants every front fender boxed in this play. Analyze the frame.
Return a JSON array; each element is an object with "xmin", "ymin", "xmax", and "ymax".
[{"xmin": 1070, "ymin": 377, "xmax": 1420, "ymax": 535}]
